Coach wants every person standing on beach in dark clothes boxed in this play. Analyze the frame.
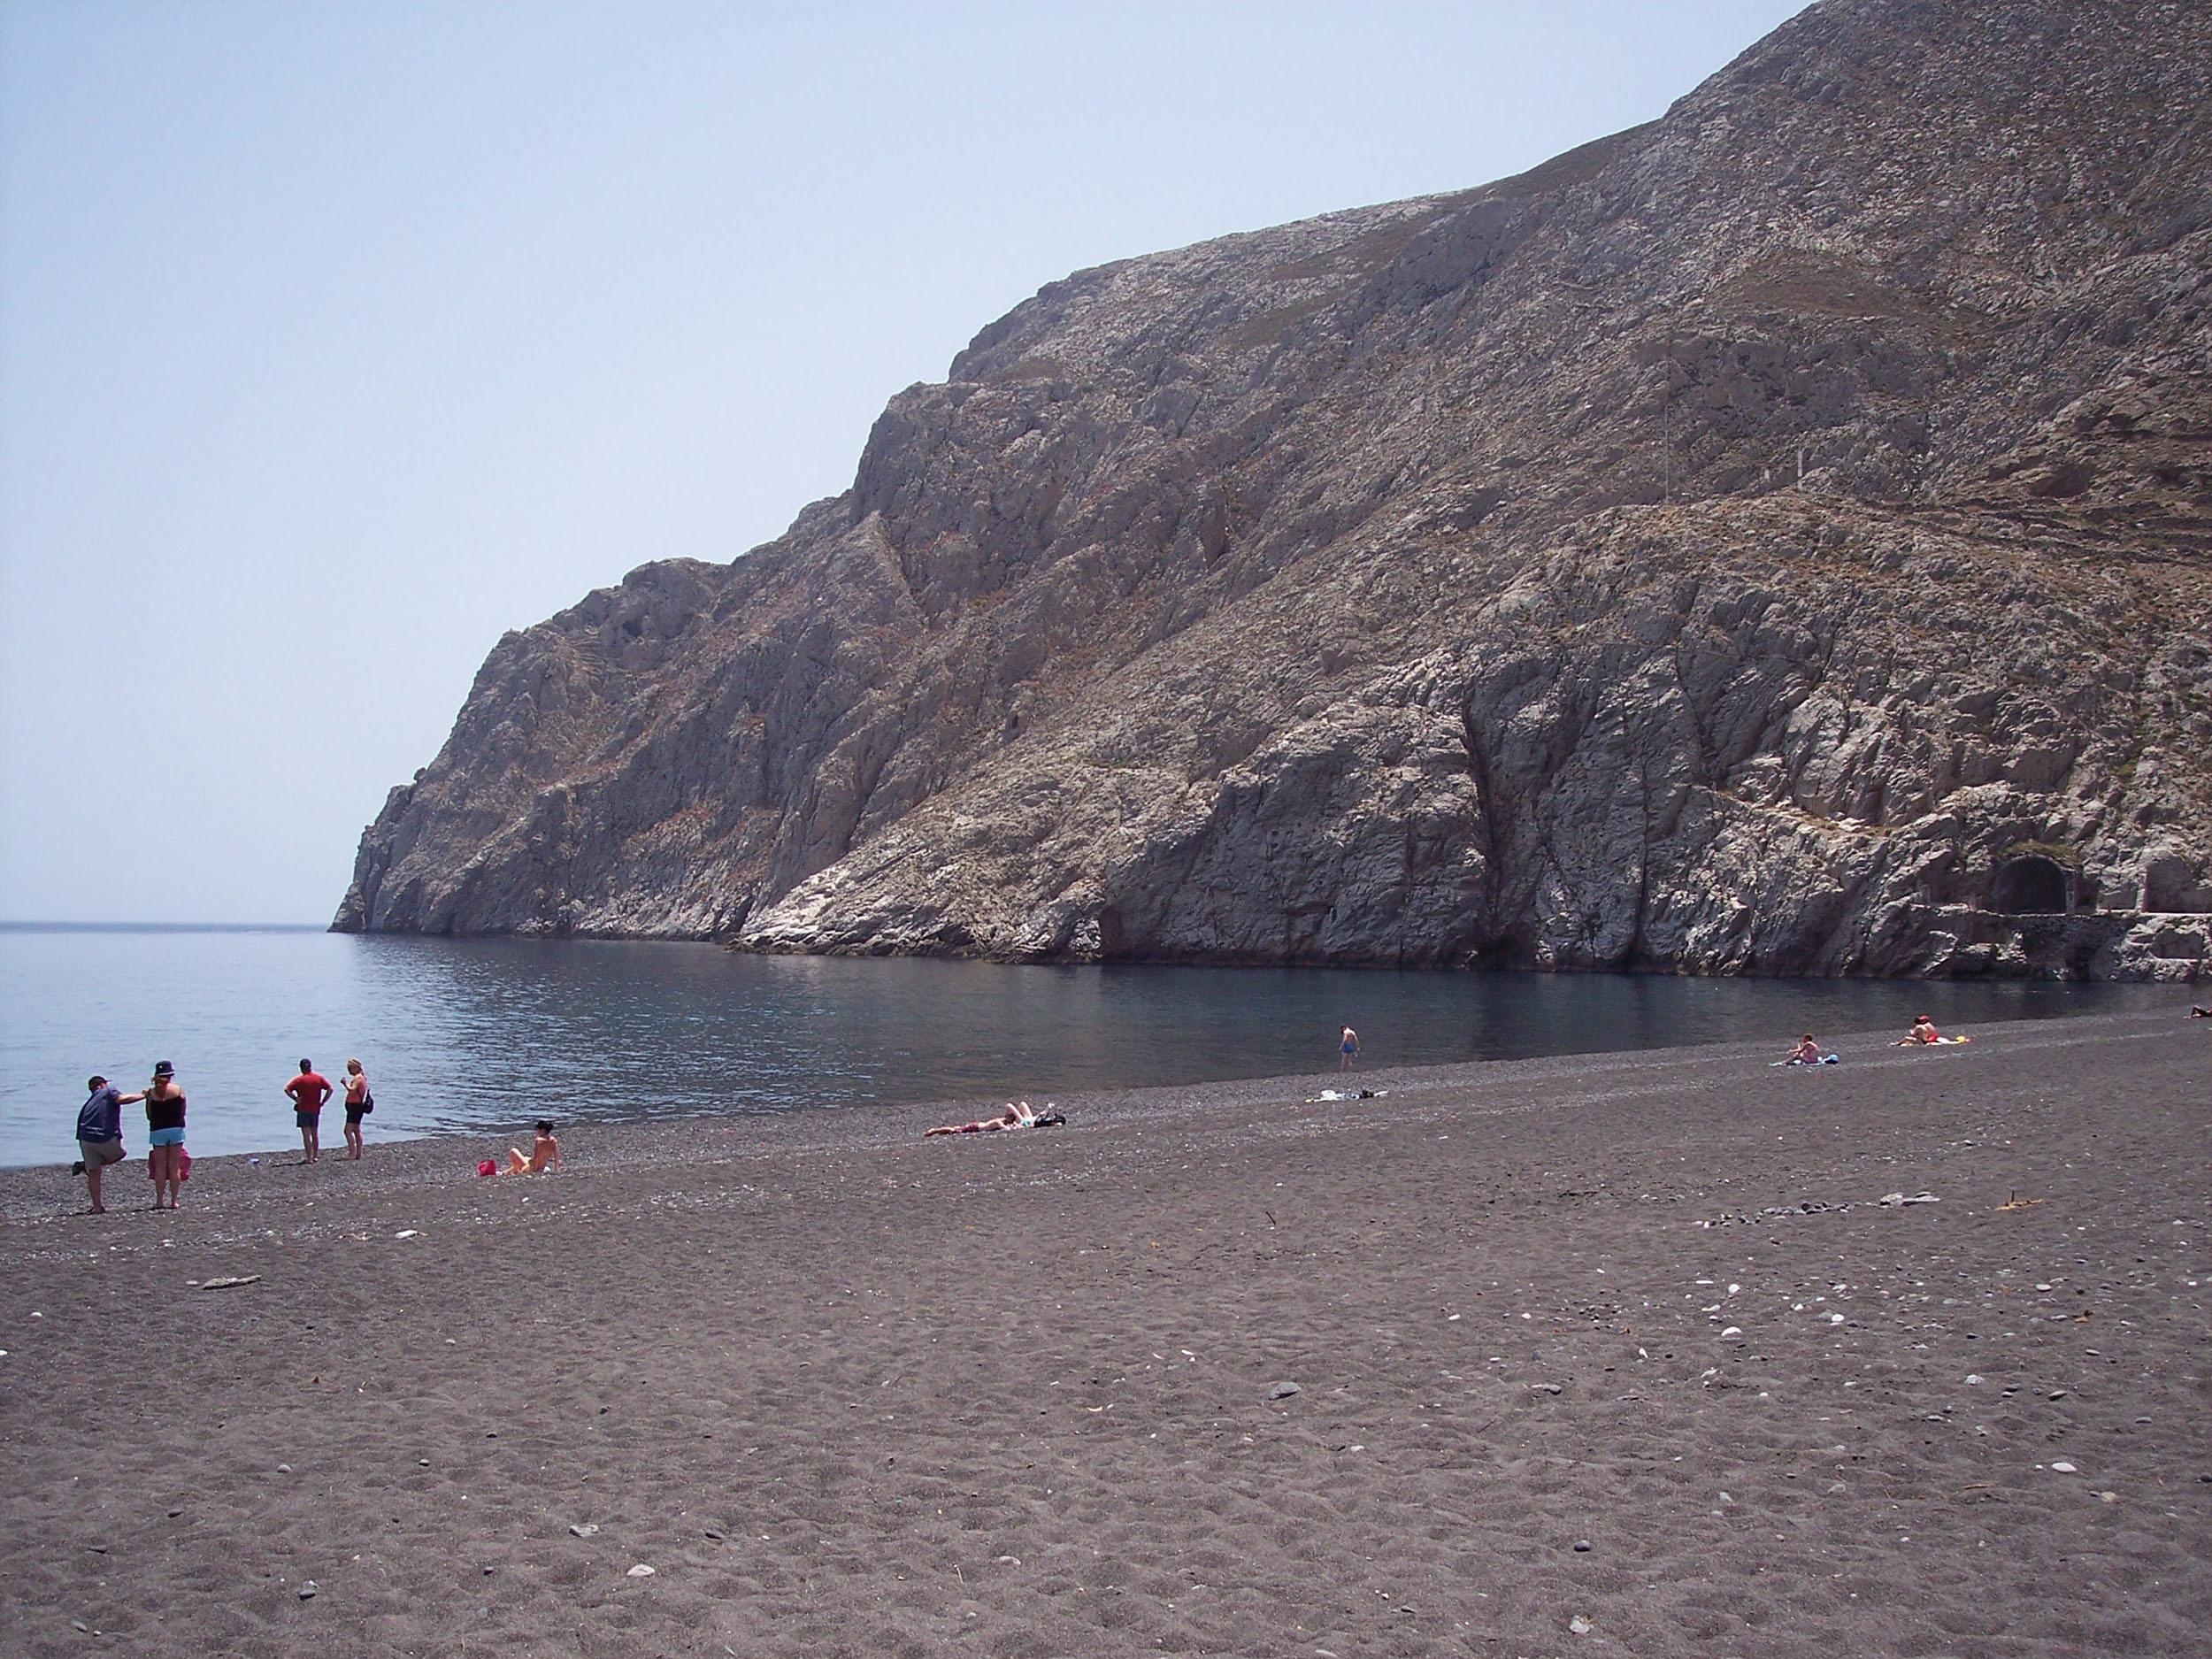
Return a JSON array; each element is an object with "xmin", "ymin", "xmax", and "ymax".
[
  {"xmin": 74, "ymin": 1073, "xmax": 142, "ymax": 1214},
  {"xmin": 285, "ymin": 1059, "xmax": 333, "ymax": 1164},
  {"xmin": 142, "ymin": 1062, "xmax": 188, "ymax": 1210},
  {"xmin": 341, "ymin": 1058, "xmax": 373, "ymax": 1160},
  {"xmin": 1339, "ymin": 1025, "xmax": 1360, "ymax": 1071}
]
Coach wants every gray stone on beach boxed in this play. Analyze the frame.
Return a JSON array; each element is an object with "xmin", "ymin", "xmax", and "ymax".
[
  {"xmin": 1268, "ymin": 1381, "xmax": 1301, "ymax": 1400},
  {"xmin": 297, "ymin": 1582, "xmax": 317, "ymax": 1600},
  {"xmin": 568, "ymin": 1524, "xmax": 599, "ymax": 1538}
]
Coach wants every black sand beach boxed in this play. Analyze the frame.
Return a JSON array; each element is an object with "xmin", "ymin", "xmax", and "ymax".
[{"xmin": 2, "ymin": 1010, "xmax": 2206, "ymax": 1656}]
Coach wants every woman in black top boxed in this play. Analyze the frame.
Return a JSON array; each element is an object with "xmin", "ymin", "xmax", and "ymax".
[{"xmin": 142, "ymin": 1061, "xmax": 188, "ymax": 1210}]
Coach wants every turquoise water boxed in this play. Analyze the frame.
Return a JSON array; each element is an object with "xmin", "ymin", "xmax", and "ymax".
[{"xmin": 0, "ymin": 924, "xmax": 2178, "ymax": 1164}]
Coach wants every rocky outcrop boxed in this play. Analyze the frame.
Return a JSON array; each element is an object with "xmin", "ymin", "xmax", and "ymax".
[{"xmin": 338, "ymin": 0, "xmax": 2212, "ymax": 980}]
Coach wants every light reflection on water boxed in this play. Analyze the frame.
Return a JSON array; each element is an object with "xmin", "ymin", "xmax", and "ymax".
[{"xmin": 0, "ymin": 925, "xmax": 2176, "ymax": 1164}]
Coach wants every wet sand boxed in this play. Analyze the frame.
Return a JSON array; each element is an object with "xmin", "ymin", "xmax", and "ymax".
[{"xmin": 2, "ymin": 1010, "xmax": 2207, "ymax": 1656}]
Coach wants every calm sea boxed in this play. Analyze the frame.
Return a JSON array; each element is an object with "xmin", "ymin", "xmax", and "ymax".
[{"xmin": 0, "ymin": 924, "xmax": 2177, "ymax": 1165}]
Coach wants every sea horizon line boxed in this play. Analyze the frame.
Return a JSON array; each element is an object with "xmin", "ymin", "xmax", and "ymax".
[{"xmin": 0, "ymin": 919, "xmax": 326, "ymax": 933}]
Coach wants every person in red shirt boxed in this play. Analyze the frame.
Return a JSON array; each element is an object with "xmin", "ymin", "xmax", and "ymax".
[{"xmin": 285, "ymin": 1058, "xmax": 334, "ymax": 1164}]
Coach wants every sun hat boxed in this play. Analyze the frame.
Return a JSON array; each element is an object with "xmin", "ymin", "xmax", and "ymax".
[{"xmin": 152, "ymin": 1060, "xmax": 175, "ymax": 1077}]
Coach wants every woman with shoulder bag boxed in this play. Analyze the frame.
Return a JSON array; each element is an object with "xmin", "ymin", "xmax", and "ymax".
[{"xmin": 342, "ymin": 1058, "xmax": 374, "ymax": 1160}]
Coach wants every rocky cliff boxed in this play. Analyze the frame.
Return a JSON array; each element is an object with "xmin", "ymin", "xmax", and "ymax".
[{"xmin": 338, "ymin": 0, "xmax": 2212, "ymax": 979}]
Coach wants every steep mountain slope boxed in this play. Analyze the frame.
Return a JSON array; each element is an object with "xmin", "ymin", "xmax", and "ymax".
[{"xmin": 339, "ymin": 0, "xmax": 2212, "ymax": 979}]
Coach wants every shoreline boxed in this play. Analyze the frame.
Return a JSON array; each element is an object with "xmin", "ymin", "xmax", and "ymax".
[
  {"xmin": 3, "ymin": 996, "xmax": 2188, "ymax": 1178},
  {"xmin": 4, "ymin": 1009, "xmax": 2206, "ymax": 1655}
]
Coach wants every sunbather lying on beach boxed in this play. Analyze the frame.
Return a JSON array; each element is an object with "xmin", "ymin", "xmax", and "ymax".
[
  {"xmin": 507, "ymin": 1120, "xmax": 561, "ymax": 1173},
  {"xmin": 926, "ymin": 1102, "xmax": 1034, "ymax": 1137},
  {"xmin": 1897, "ymin": 1015, "xmax": 1970, "ymax": 1047}
]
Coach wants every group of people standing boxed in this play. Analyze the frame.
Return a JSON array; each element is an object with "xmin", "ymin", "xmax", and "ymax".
[
  {"xmin": 73, "ymin": 1062, "xmax": 188, "ymax": 1213},
  {"xmin": 71, "ymin": 1055, "xmax": 374, "ymax": 1213},
  {"xmin": 282, "ymin": 1057, "xmax": 373, "ymax": 1164}
]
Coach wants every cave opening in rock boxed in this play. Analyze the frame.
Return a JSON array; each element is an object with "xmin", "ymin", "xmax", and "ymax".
[{"xmin": 1993, "ymin": 854, "xmax": 2070, "ymax": 915}]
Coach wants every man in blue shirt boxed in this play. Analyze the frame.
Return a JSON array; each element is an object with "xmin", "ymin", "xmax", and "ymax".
[{"xmin": 73, "ymin": 1074, "xmax": 139, "ymax": 1214}]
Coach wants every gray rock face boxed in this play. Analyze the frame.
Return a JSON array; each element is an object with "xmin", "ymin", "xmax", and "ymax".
[{"xmin": 338, "ymin": 0, "xmax": 2212, "ymax": 980}]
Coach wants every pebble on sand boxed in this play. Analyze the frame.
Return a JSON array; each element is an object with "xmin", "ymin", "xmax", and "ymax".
[
  {"xmin": 297, "ymin": 1582, "xmax": 317, "ymax": 1600},
  {"xmin": 569, "ymin": 1524, "xmax": 599, "ymax": 1538},
  {"xmin": 627, "ymin": 1563, "xmax": 656, "ymax": 1578},
  {"xmin": 1268, "ymin": 1381, "xmax": 1301, "ymax": 1399}
]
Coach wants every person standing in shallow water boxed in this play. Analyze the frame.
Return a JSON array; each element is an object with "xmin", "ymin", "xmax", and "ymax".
[
  {"xmin": 142, "ymin": 1061, "xmax": 188, "ymax": 1210},
  {"xmin": 1339, "ymin": 1025, "xmax": 1360, "ymax": 1071},
  {"xmin": 285, "ymin": 1058, "xmax": 333, "ymax": 1164}
]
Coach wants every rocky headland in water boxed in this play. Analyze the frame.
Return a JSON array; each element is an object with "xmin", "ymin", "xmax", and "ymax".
[{"xmin": 338, "ymin": 0, "xmax": 2211, "ymax": 979}]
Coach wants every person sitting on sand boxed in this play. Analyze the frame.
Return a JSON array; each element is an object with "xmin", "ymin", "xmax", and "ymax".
[
  {"xmin": 1787, "ymin": 1033, "xmax": 1823, "ymax": 1065},
  {"xmin": 506, "ymin": 1120, "xmax": 561, "ymax": 1174},
  {"xmin": 926, "ymin": 1101, "xmax": 1035, "ymax": 1138}
]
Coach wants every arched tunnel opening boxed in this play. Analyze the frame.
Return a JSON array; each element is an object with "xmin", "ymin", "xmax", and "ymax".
[{"xmin": 1993, "ymin": 854, "xmax": 2070, "ymax": 915}]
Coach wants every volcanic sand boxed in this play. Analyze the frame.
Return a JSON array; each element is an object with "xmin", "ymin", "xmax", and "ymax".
[{"xmin": 2, "ymin": 1010, "xmax": 2206, "ymax": 1656}]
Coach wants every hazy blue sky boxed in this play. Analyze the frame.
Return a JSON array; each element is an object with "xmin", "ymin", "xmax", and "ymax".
[{"xmin": 1, "ymin": 0, "xmax": 1803, "ymax": 924}]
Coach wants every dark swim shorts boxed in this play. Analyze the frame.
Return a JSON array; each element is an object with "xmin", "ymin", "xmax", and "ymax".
[{"xmin": 296, "ymin": 1110, "xmax": 321, "ymax": 1129}]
